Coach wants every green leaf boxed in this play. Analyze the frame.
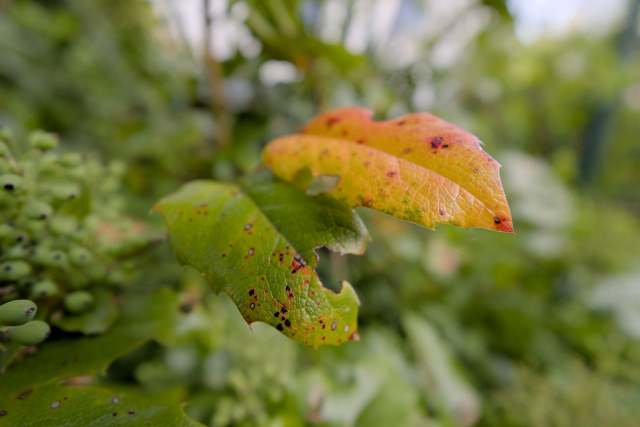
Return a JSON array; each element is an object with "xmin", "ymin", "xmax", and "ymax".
[
  {"xmin": 0, "ymin": 289, "xmax": 179, "ymax": 400},
  {"xmin": 0, "ymin": 289, "xmax": 200, "ymax": 426},
  {"xmin": 154, "ymin": 172, "xmax": 368, "ymax": 347},
  {"xmin": 3, "ymin": 382, "xmax": 202, "ymax": 426},
  {"xmin": 403, "ymin": 313, "xmax": 480, "ymax": 425}
]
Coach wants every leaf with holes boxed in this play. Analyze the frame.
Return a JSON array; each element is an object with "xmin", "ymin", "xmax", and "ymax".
[
  {"xmin": 154, "ymin": 172, "xmax": 368, "ymax": 348},
  {"xmin": 263, "ymin": 107, "xmax": 513, "ymax": 233}
]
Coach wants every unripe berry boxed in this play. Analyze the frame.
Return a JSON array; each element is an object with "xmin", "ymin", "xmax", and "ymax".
[
  {"xmin": 29, "ymin": 130, "xmax": 59, "ymax": 151},
  {"xmin": 8, "ymin": 320, "xmax": 51, "ymax": 345},
  {"xmin": 47, "ymin": 250, "xmax": 68, "ymax": 267},
  {"xmin": 3, "ymin": 243, "xmax": 31, "ymax": 259},
  {"xmin": 51, "ymin": 182, "xmax": 81, "ymax": 200},
  {"xmin": 24, "ymin": 220, "xmax": 46, "ymax": 235},
  {"xmin": 59, "ymin": 153, "xmax": 82, "ymax": 167},
  {"xmin": 69, "ymin": 246, "xmax": 93, "ymax": 266},
  {"xmin": 31, "ymin": 280, "xmax": 59, "ymax": 299},
  {"xmin": 0, "ymin": 158, "xmax": 10, "ymax": 174},
  {"xmin": 65, "ymin": 166, "xmax": 86, "ymax": 181},
  {"xmin": 83, "ymin": 214, "xmax": 101, "ymax": 231},
  {"xmin": 0, "ymin": 141, "xmax": 9, "ymax": 157},
  {"xmin": 100, "ymin": 177, "xmax": 121, "ymax": 193},
  {"xmin": 24, "ymin": 200, "xmax": 53, "ymax": 220},
  {"xmin": 0, "ymin": 223, "xmax": 13, "ymax": 239},
  {"xmin": 6, "ymin": 229, "xmax": 29, "ymax": 245},
  {"xmin": 68, "ymin": 274, "xmax": 90, "ymax": 289},
  {"xmin": 30, "ymin": 247, "xmax": 67, "ymax": 267},
  {"xmin": 0, "ymin": 260, "xmax": 32, "ymax": 281},
  {"xmin": 0, "ymin": 174, "xmax": 23, "ymax": 192},
  {"xmin": 38, "ymin": 153, "xmax": 59, "ymax": 173},
  {"xmin": 0, "ymin": 128, "xmax": 14, "ymax": 144},
  {"xmin": 64, "ymin": 291, "xmax": 94, "ymax": 314},
  {"xmin": 108, "ymin": 160, "xmax": 127, "ymax": 176},
  {"xmin": 0, "ymin": 299, "xmax": 37, "ymax": 326},
  {"xmin": 49, "ymin": 215, "xmax": 79, "ymax": 236},
  {"xmin": 86, "ymin": 265, "xmax": 108, "ymax": 282}
]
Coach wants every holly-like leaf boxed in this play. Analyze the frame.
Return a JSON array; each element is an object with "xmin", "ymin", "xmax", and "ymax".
[
  {"xmin": 154, "ymin": 173, "xmax": 368, "ymax": 348},
  {"xmin": 263, "ymin": 107, "xmax": 513, "ymax": 233},
  {"xmin": 0, "ymin": 290, "xmax": 201, "ymax": 426},
  {"xmin": 3, "ymin": 383, "xmax": 202, "ymax": 427},
  {"xmin": 0, "ymin": 289, "xmax": 180, "ymax": 398}
]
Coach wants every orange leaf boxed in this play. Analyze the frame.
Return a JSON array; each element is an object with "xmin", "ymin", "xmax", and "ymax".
[{"xmin": 263, "ymin": 107, "xmax": 513, "ymax": 233}]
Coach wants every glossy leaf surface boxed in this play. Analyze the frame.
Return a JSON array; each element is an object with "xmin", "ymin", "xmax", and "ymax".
[
  {"xmin": 154, "ymin": 173, "xmax": 368, "ymax": 347},
  {"xmin": 264, "ymin": 107, "xmax": 513, "ymax": 233},
  {"xmin": 0, "ymin": 290, "xmax": 200, "ymax": 426},
  {"xmin": 4, "ymin": 383, "xmax": 202, "ymax": 427},
  {"xmin": 0, "ymin": 290, "xmax": 178, "ymax": 397}
]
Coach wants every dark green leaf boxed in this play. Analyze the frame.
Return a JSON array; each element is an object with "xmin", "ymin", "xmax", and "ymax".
[
  {"xmin": 3, "ymin": 382, "xmax": 202, "ymax": 427},
  {"xmin": 0, "ymin": 289, "xmax": 179, "ymax": 400}
]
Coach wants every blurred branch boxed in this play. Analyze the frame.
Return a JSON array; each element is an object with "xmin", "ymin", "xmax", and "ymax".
[
  {"xmin": 203, "ymin": 0, "xmax": 231, "ymax": 148},
  {"xmin": 577, "ymin": 0, "xmax": 640, "ymax": 185}
]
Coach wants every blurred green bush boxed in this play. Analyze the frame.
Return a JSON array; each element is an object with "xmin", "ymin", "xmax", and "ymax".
[{"xmin": 1, "ymin": 1, "xmax": 640, "ymax": 426}]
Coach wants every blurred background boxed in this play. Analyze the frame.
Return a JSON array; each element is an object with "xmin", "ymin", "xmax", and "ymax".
[{"xmin": 1, "ymin": 0, "xmax": 640, "ymax": 426}]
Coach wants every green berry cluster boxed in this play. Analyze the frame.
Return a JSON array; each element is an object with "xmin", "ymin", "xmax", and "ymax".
[{"xmin": 0, "ymin": 128, "xmax": 149, "ymax": 346}]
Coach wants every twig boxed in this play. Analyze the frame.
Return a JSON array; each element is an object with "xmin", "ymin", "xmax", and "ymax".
[{"xmin": 203, "ymin": 0, "xmax": 231, "ymax": 147}]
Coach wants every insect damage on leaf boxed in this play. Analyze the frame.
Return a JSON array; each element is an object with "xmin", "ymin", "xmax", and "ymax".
[
  {"xmin": 154, "ymin": 173, "xmax": 368, "ymax": 348},
  {"xmin": 263, "ymin": 107, "xmax": 514, "ymax": 233}
]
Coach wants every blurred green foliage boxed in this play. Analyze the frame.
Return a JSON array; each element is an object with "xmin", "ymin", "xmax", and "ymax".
[{"xmin": 1, "ymin": 0, "xmax": 640, "ymax": 426}]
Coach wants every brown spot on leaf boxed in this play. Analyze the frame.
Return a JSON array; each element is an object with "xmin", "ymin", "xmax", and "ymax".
[
  {"xmin": 326, "ymin": 116, "xmax": 341, "ymax": 127},
  {"xmin": 17, "ymin": 390, "xmax": 32, "ymax": 400}
]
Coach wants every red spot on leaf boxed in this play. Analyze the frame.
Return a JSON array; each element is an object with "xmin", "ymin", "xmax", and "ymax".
[{"xmin": 326, "ymin": 116, "xmax": 341, "ymax": 127}]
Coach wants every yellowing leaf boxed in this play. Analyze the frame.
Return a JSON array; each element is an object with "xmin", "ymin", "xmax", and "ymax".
[
  {"xmin": 263, "ymin": 107, "xmax": 513, "ymax": 233},
  {"xmin": 154, "ymin": 172, "xmax": 367, "ymax": 348}
]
